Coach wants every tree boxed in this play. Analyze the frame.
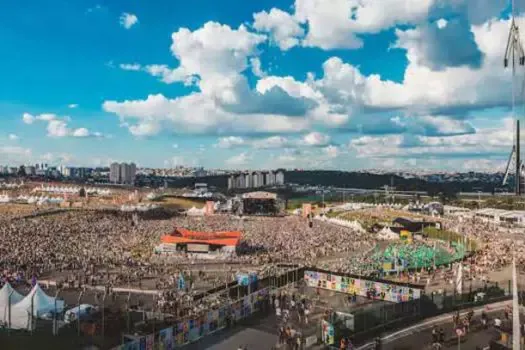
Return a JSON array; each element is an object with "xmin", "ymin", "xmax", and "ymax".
[
  {"xmin": 79, "ymin": 187, "xmax": 86, "ymax": 198},
  {"xmin": 17, "ymin": 165, "xmax": 26, "ymax": 177}
]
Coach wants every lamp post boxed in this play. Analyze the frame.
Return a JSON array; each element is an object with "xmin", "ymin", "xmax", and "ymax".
[{"xmin": 77, "ymin": 290, "xmax": 84, "ymax": 337}]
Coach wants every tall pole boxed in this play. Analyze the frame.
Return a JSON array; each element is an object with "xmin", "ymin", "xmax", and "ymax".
[
  {"xmin": 53, "ymin": 289, "xmax": 60, "ymax": 335},
  {"xmin": 512, "ymin": 254, "xmax": 520, "ymax": 350},
  {"xmin": 7, "ymin": 290, "xmax": 13, "ymax": 335},
  {"xmin": 77, "ymin": 290, "xmax": 84, "ymax": 337},
  {"xmin": 505, "ymin": 0, "xmax": 525, "ymax": 196},
  {"xmin": 516, "ymin": 120, "xmax": 521, "ymax": 195},
  {"xmin": 102, "ymin": 292, "xmax": 107, "ymax": 339}
]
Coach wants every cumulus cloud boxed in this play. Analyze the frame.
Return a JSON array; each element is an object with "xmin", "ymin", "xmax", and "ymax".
[
  {"xmin": 394, "ymin": 17, "xmax": 483, "ymax": 71},
  {"xmin": 301, "ymin": 132, "xmax": 331, "ymax": 146},
  {"xmin": 68, "ymin": 104, "xmax": 78, "ymax": 109},
  {"xmin": 120, "ymin": 13, "xmax": 138, "ymax": 29},
  {"xmin": 215, "ymin": 132, "xmax": 334, "ymax": 150},
  {"xmin": 22, "ymin": 112, "xmax": 104, "ymax": 138},
  {"xmin": 253, "ymin": 8, "xmax": 305, "ymax": 50},
  {"xmin": 350, "ymin": 117, "xmax": 513, "ymax": 160},
  {"xmin": 250, "ymin": 57, "xmax": 266, "ymax": 78},
  {"xmin": 8, "ymin": 134, "xmax": 18, "ymax": 141},
  {"xmin": 251, "ymin": 0, "xmax": 437, "ymax": 51}
]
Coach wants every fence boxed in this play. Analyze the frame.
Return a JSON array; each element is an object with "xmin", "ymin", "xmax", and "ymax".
[
  {"xmin": 319, "ymin": 279, "xmax": 513, "ymax": 347},
  {"xmin": 108, "ymin": 265, "xmax": 304, "ymax": 349}
]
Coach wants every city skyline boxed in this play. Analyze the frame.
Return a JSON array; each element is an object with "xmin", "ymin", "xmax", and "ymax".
[{"xmin": 0, "ymin": 1, "xmax": 523, "ymax": 172}]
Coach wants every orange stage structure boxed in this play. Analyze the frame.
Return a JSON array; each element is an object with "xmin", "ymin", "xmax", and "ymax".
[{"xmin": 161, "ymin": 228, "xmax": 241, "ymax": 248}]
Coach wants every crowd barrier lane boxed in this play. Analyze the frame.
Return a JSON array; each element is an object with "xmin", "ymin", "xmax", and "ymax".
[
  {"xmin": 37, "ymin": 281, "xmax": 161, "ymax": 295},
  {"xmin": 355, "ymin": 300, "xmax": 512, "ymax": 350}
]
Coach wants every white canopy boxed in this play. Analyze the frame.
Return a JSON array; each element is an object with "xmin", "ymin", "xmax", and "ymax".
[
  {"xmin": 377, "ymin": 227, "xmax": 399, "ymax": 240},
  {"xmin": 0, "ymin": 282, "xmax": 24, "ymax": 324},
  {"xmin": 186, "ymin": 206, "xmax": 205, "ymax": 216},
  {"xmin": 7, "ymin": 284, "xmax": 65, "ymax": 330}
]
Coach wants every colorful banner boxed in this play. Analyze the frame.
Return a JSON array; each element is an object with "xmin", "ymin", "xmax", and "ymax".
[
  {"xmin": 149, "ymin": 288, "xmax": 270, "ymax": 348},
  {"xmin": 158, "ymin": 327, "xmax": 173, "ymax": 350},
  {"xmin": 321, "ymin": 320, "xmax": 335, "ymax": 345},
  {"xmin": 123, "ymin": 341, "xmax": 140, "ymax": 350},
  {"xmin": 304, "ymin": 270, "xmax": 421, "ymax": 303},
  {"xmin": 146, "ymin": 334, "xmax": 155, "ymax": 350}
]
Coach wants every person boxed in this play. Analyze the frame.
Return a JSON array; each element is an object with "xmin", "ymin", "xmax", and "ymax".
[
  {"xmin": 432, "ymin": 326, "xmax": 438, "ymax": 344},
  {"xmin": 374, "ymin": 337, "xmax": 381, "ymax": 350},
  {"xmin": 439, "ymin": 328, "xmax": 445, "ymax": 345}
]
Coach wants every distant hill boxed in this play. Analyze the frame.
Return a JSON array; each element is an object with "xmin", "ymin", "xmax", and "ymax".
[{"xmin": 284, "ymin": 170, "xmax": 501, "ymax": 194}]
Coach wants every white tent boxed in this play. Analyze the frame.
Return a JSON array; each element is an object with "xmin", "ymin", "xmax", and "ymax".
[
  {"xmin": 8, "ymin": 284, "xmax": 65, "ymax": 330},
  {"xmin": 377, "ymin": 227, "xmax": 399, "ymax": 240},
  {"xmin": 0, "ymin": 283, "xmax": 24, "ymax": 306},
  {"xmin": 186, "ymin": 206, "xmax": 205, "ymax": 216},
  {"xmin": 0, "ymin": 282, "xmax": 24, "ymax": 325}
]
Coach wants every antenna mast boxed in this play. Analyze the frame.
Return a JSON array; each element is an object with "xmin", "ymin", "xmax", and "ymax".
[{"xmin": 503, "ymin": 0, "xmax": 525, "ymax": 196}]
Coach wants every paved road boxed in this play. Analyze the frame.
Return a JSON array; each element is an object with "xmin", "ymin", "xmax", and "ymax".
[
  {"xmin": 184, "ymin": 313, "xmax": 279, "ymax": 350},
  {"xmin": 357, "ymin": 301, "xmax": 516, "ymax": 350}
]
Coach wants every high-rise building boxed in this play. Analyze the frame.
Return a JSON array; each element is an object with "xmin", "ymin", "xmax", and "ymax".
[
  {"xmin": 245, "ymin": 173, "xmax": 252, "ymax": 188},
  {"xmin": 110, "ymin": 163, "xmax": 121, "ymax": 183},
  {"xmin": 275, "ymin": 170, "xmax": 285, "ymax": 185},
  {"xmin": 110, "ymin": 162, "xmax": 136, "ymax": 185}
]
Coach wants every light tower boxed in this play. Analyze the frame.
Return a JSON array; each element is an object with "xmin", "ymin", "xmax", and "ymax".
[{"xmin": 503, "ymin": 0, "xmax": 525, "ymax": 196}]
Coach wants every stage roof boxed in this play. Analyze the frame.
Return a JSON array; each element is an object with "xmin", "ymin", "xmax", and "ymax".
[
  {"xmin": 161, "ymin": 228, "xmax": 241, "ymax": 247},
  {"xmin": 242, "ymin": 191, "xmax": 277, "ymax": 200}
]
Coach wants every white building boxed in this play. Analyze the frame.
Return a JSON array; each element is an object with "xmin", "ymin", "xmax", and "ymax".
[{"xmin": 275, "ymin": 170, "xmax": 285, "ymax": 185}]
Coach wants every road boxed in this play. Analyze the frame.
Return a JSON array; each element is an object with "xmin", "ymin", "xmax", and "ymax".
[{"xmin": 184, "ymin": 313, "xmax": 280, "ymax": 350}]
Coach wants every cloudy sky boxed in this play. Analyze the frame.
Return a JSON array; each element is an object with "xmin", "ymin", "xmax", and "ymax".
[{"xmin": 1, "ymin": 0, "xmax": 523, "ymax": 171}]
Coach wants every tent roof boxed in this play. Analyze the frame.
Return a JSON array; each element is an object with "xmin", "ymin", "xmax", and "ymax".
[{"xmin": 0, "ymin": 282, "xmax": 24, "ymax": 306}]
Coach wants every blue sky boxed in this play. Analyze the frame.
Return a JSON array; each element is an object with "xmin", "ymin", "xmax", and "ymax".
[{"xmin": 0, "ymin": 0, "xmax": 522, "ymax": 171}]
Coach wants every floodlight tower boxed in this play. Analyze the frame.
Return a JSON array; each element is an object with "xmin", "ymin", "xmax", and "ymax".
[{"xmin": 503, "ymin": 0, "xmax": 525, "ymax": 196}]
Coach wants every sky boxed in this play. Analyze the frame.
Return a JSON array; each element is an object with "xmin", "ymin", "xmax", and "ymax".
[{"xmin": 1, "ymin": 0, "xmax": 524, "ymax": 171}]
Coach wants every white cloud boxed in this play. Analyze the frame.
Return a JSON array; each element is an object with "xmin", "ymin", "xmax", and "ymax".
[
  {"xmin": 120, "ymin": 13, "xmax": 138, "ymax": 29},
  {"xmin": 8, "ymin": 134, "xmax": 18, "ymax": 141},
  {"xmin": 216, "ymin": 136, "xmax": 246, "ymax": 148},
  {"xmin": 22, "ymin": 112, "xmax": 104, "ymax": 138},
  {"xmin": 119, "ymin": 63, "xmax": 142, "ymax": 71},
  {"xmin": 226, "ymin": 152, "xmax": 252, "ymax": 166},
  {"xmin": 304, "ymin": 15, "xmax": 520, "ymax": 118},
  {"xmin": 437, "ymin": 18, "xmax": 448, "ymax": 29},
  {"xmin": 172, "ymin": 143, "xmax": 179, "ymax": 149},
  {"xmin": 103, "ymin": 93, "xmax": 311, "ymax": 136},
  {"xmin": 68, "ymin": 104, "xmax": 78, "ymax": 109},
  {"xmin": 253, "ymin": 8, "xmax": 304, "ymax": 50},
  {"xmin": 292, "ymin": 0, "xmax": 435, "ymax": 50},
  {"xmin": 22, "ymin": 113, "xmax": 35, "ymax": 124},
  {"xmin": 301, "ymin": 131, "xmax": 331, "ymax": 146},
  {"xmin": 47, "ymin": 120, "xmax": 69, "ymax": 138},
  {"xmin": 349, "ymin": 117, "xmax": 514, "ymax": 160},
  {"xmin": 250, "ymin": 57, "xmax": 266, "ymax": 78},
  {"xmin": 323, "ymin": 145, "xmax": 340, "ymax": 158},
  {"xmin": 72, "ymin": 128, "xmax": 90, "ymax": 137}
]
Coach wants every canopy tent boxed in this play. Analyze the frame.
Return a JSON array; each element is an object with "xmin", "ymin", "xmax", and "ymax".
[
  {"xmin": 0, "ymin": 282, "xmax": 24, "ymax": 324},
  {"xmin": 7, "ymin": 284, "xmax": 65, "ymax": 330},
  {"xmin": 0, "ymin": 282, "xmax": 24, "ymax": 306},
  {"xmin": 377, "ymin": 227, "xmax": 399, "ymax": 240},
  {"xmin": 186, "ymin": 206, "xmax": 205, "ymax": 216}
]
